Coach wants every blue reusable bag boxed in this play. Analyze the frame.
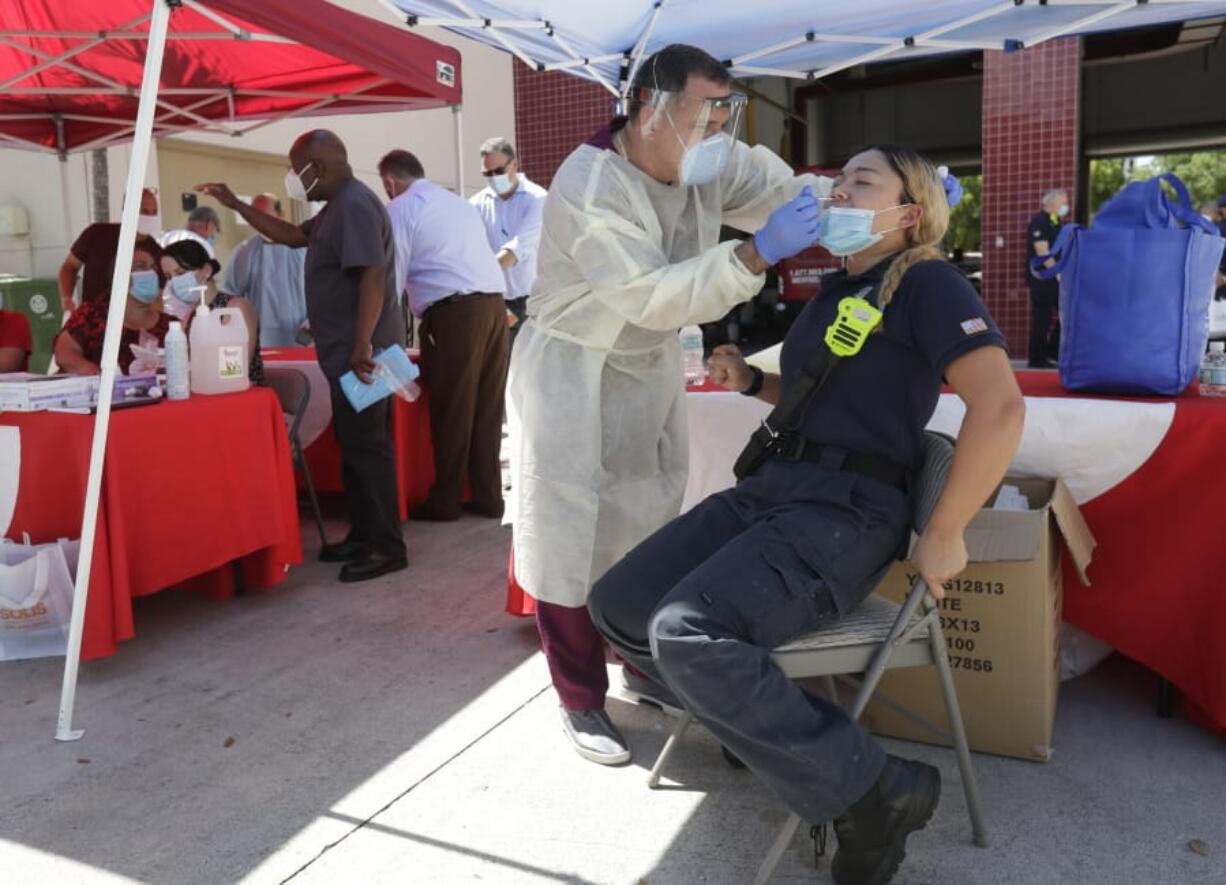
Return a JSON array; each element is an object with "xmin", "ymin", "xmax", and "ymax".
[{"xmin": 1031, "ymin": 173, "xmax": 1226, "ymax": 395}]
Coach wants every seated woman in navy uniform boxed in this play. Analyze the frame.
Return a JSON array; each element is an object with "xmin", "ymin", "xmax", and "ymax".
[{"xmin": 588, "ymin": 144, "xmax": 1024, "ymax": 885}]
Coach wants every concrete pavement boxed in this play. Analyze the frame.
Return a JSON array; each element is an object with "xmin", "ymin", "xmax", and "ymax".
[{"xmin": 1, "ymin": 516, "xmax": 1222, "ymax": 885}]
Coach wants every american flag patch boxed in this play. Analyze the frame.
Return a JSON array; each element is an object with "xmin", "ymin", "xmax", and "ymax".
[{"xmin": 961, "ymin": 318, "xmax": 989, "ymax": 335}]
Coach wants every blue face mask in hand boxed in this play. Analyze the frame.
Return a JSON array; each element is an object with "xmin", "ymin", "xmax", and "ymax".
[
  {"xmin": 817, "ymin": 204, "xmax": 908, "ymax": 257},
  {"xmin": 168, "ymin": 272, "xmax": 204, "ymax": 305},
  {"xmin": 129, "ymin": 269, "xmax": 160, "ymax": 303}
]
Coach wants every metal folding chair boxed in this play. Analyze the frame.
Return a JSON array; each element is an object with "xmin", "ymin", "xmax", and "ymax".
[
  {"xmin": 263, "ymin": 366, "xmax": 328, "ymax": 550},
  {"xmin": 645, "ymin": 432, "xmax": 989, "ymax": 884}
]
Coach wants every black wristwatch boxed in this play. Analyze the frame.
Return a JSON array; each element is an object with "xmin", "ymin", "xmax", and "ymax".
[{"xmin": 741, "ymin": 365, "xmax": 765, "ymax": 397}]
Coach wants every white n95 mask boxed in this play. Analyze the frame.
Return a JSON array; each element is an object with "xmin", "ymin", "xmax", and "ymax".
[
  {"xmin": 136, "ymin": 215, "xmax": 162, "ymax": 238},
  {"xmin": 678, "ymin": 132, "xmax": 731, "ymax": 187},
  {"xmin": 285, "ymin": 162, "xmax": 317, "ymax": 202}
]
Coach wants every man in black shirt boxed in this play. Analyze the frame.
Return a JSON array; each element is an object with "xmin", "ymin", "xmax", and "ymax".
[
  {"xmin": 198, "ymin": 130, "xmax": 408, "ymax": 583},
  {"xmin": 1025, "ymin": 189, "xmax": 1068, "ymax": 369}
]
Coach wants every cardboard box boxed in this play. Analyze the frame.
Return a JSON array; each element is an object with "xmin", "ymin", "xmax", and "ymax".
[{"xmin": 858, "ymin": 477, "xmax": 1095, "ymax": 762}]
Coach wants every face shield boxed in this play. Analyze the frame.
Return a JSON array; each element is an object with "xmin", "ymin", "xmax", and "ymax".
[{"xmin": 638, "ymin": 88, "xmax": 747, "ymax": 186}]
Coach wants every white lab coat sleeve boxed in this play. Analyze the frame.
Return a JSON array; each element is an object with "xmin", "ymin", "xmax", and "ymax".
[
  {"xmin": 503, "ymin": 194, "xmax": 544, "ymax": 269},
  {"xmin": 719, "ymin": 142, "xmax": 833, "ymax": 234},
  {"xmin": 562, "ymin": 160, "xmax": 764, "ymax": 332}
]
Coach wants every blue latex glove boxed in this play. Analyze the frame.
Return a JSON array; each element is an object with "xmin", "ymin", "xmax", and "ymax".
[{"xmin": 753, "ymin": 186, "xmax": 822, "ymax": 266}]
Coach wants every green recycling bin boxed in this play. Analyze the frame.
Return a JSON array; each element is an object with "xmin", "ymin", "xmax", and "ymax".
[{"xmin": 0, "ymin": 278, "xmax": 63, "ymax": 373}]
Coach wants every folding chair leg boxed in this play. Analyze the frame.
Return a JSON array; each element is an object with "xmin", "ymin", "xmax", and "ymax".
[
  {"xmin": 823, "ymin": 676, "xmax": 839, "ymax": 704},
  {"xmin": 646, "ymin": 711, "xmax": 694, "ymax": 789},
  {"xmin": 928, "ymin": 621, "xmax": 990, "ymax": 848},
  {"xmin": 752, "ymin": 812, "xmax": 802, "ymax": 885},
  {"xmin": 295, "ymin": 439, "xmax": 329, "ymax": 550}
]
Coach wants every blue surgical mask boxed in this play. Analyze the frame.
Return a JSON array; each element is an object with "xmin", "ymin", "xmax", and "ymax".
[
  {"xmin": 129, "ymin": 270, "xmax": 160, "ymax": 304},
  {"xmin": 817, "ymin": 205, "xmax": 908, "ymax": 257},
  {"xmin": 207, "ymin": 232, "xmax": 219, "ymax": 245},
  {"xmin": 1056, "ymin": 204, "xmax": 1070, "ymax": 218},
  {"xmin": 678, "ymin": 132, "xmax": 731, "ymax": 187},
  {"xmin": 168, "ymin": 272, "xmax": 204, "ymax": 305}
]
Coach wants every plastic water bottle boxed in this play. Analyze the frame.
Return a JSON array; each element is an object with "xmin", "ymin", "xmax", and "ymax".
[
  {"xmin": 164, "ymin": 321, "xmax": 190, "ymax": 401},
  {"xmin": 680, "ymin": 324, "xmax": 706, "ymax": 386},
  {"xmin": 1200, "ymin": 341, "xmax": 1226, "ymax": 397}
]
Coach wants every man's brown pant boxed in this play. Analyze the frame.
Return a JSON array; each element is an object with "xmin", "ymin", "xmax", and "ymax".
[{"xmin": 419, "ymin": 293, "xmax": 509, "ymax": 517}]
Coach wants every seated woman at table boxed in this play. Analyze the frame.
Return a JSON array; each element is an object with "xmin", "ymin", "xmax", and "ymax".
[
  {"xmin": 54, "ymin": 238, "xmax": 170, "ymax": 376},
  {"xmin": 160, "ymin": 239, "xmax": 264, "ymax": 385},
  {"xmin": 587, "ymin": 146, "xmax": 1025, "ymax": 885}
]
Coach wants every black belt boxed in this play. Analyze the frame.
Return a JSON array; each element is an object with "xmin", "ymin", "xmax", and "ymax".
[
  {"xmin": 424, "ymin": 291, "xmax": 502, "ymax": 315},
  {"xmin": 769, "ymin": 435, "xmax": 909, "ymax": 492}
]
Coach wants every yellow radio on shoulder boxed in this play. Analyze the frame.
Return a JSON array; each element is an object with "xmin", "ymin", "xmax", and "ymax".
[{"xmin": 824, "ymin": 296, "xmax": 883, "ymax": 357}]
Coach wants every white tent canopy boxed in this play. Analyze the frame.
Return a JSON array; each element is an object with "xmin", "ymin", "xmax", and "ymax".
[{"xmin": 379, "ymin": 0, "xmax": 1226, "ymax": 97}]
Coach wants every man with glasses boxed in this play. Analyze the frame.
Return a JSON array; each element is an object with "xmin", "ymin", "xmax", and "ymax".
[
  {"xmin": 507, "ymin": 42, "xmax": 830, "ymax": 765},
  {"xmin": 470, "ymin": 137, "xmax": 547, "ymax": 337}
]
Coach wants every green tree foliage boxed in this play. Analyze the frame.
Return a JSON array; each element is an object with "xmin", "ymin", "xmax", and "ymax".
[
  {"xmin": 1089, "ymin": 158, "xmax": 1128, "ymax": 214},
  {"xmin": 1149, "ymin": 153, "xmax": 1226, "ymax": 207},
  {"xmin": 1090, "ymin": 151, "xmax": 1226, "ymax": 215},
  {"xmin": 945, "ymin": 173, "xmax": 982, "ymax": 253}
]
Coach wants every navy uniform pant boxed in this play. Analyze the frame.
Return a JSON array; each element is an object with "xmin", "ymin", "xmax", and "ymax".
[{"xmin": 588, "ymin": 459, "xmax": 910, "ymax": 825}]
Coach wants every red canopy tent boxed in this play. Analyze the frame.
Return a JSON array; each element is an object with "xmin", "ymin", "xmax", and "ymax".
[
  {"xmin": 0, "ymin": 0, "xmax": 461, "ymax": 742},
  {"xmin": 0, "ymin": 0, "xmax": 461, "ymax": 155}
]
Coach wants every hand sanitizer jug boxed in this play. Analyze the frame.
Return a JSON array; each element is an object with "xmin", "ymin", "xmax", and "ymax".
[{"xmin": 189, "ymin": 298, "xmax": 250, "ymax": 396}]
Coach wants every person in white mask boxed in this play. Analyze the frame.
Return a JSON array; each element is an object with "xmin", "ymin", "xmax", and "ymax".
[
  {"xmin": 220, "ymin": 193, "xmax": 308, "ymax": 346},
  {"xmin": 1026, "ymin": 189, "xmax": 1069, "ymax": 368},
  {"xmin": 469, "ymin": 137, "xmax": 547, "ymax": 333},
  {"xmin": 197, "ymin": 129, "xmax": 407, "ymax": 584},
  {"xmin": 57, "ymin": 187, "xmax": 160, "ymax": 315},
  {"xmin": 159, "ymin": 239, "xmax": 262, "ymax": 385},
  {"xmin": 508, "ymin": 42, "xmax": 831, "ymax": 765}
]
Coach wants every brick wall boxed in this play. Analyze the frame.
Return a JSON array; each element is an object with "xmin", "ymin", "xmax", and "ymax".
[
  {"xmin": 980, "ymin": 38, "xmax": 1081, "ymax": 356},
  {"xmin": 512, "ymin": 60, "xmax": 615, "ymax": 187}
]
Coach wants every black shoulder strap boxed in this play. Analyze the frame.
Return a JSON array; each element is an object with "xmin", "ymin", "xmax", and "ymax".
[{"xmin": 764, "ymin": 279, "xmax": 882, "ymax": 436}]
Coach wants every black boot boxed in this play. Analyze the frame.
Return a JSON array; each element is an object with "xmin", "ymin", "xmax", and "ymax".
[{"xmin": 831, "ymin": 755, "xmax": 941, "ymax": 885}]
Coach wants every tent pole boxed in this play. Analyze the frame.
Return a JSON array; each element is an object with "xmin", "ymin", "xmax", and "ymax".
[
  {"xmin": 54, "ymin": 115, "xmax": 74, "ymax": 251},
  {"xmin": 453, "ymin": 103, "xmax": 464, "ymax": 196},
  {"xmin": 55, "ymin": 0, "xmax": 173, "ymax": 743},
  {"xmin": 622, "ymin": 0, "xmax": 669, "ymax": 98}
]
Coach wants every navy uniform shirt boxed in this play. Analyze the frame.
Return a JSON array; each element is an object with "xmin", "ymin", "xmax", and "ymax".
[{"xmin": 778, "ymin": 258, "xmax": 1007, "ymax": 472}]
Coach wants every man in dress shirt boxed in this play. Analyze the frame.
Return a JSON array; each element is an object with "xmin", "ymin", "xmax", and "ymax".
[
  {"xmin": 469, "ymin": 138, "xmax": 547, "ymax": 337},
  {"xmin": 378, "ymin": 149, "xmax": 509, "ymax": 522}
]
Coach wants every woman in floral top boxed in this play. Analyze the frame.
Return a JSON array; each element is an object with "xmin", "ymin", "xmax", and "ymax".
[{"xmin": 55, "ymin": 239, "xmax": 170, "ymax": 375}]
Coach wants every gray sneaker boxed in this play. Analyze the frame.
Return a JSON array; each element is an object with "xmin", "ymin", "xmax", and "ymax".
[
  {"xmin": 618, "ymin": 667, "xmax": 685, "ymax": 717},
  {"xmin": 559, "ymin": 707, "xmax": 631, "ymax": 765}
]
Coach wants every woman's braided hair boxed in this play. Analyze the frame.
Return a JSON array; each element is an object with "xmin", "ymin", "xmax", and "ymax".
[{"xmin": 869, "ymin": 144, "xmax": 951, "ymax": 313}]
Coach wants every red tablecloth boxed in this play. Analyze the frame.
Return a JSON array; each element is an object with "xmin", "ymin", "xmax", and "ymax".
[
  {"xmin": 262, "ymin": 347, "xmax": 435, "ymax": 520},
  {"xmin": 1012, "ymin": 372, "xmax": 1226, "ymax": 734},
  {"xmin": 507, "ymin": 370, "xmax": 1226, "ymax": 734},
  {"xmin": 2, "ymin": 388, "xmax": 303, "ymax": 659}
]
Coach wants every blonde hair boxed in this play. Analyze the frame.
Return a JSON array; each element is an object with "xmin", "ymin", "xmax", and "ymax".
[{"xmin": 869, "ymin": 145, "xmax": 951, "ymax": 313}]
